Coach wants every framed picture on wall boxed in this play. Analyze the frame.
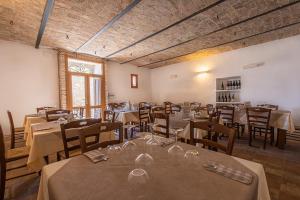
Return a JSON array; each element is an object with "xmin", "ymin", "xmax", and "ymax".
[{"xmin": 131, "ymin": 74, "xmax": 138, "ymax": 88}]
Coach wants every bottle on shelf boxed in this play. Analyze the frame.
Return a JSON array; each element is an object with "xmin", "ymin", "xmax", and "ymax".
[
  {"xmin": 224, "ymin": 94, "xmax": 227, "ymax": 102},
  {"xmin": 228, "ymin": 81, "xmax": 232, "ymax": 90},
  {"xmin": 232, "ymin": 94, "xmax": 235, "ymax": 102},
  {"xmin": 218, "ymin": 95, "xmax": 221, "ymax": 102},
  {"xmin": 228, "ymin": 93, "xmax": 232, "ymax": 102},
  {"xmin": 221, "ymin": 82, "xmax": 224, "ymax": 90},
  {"xmin": 232, "ymin": 80, "xmax": 236, "ymax": 90},
  {"xmin": 221, "ymin": 93, "xmax": 224, "ymax": 102},
  {"xmin": 238, "ymin": 80, "xmax": 241, "ymax": 89}
]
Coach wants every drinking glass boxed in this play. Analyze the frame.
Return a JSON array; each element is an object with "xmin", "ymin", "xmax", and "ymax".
[
  {"xmin": 135, "ymin": 132, "xmax": 154, "ymax": 166},
  {"xmin": 128, "ymin": 168, "xmax": 149, "ymax": 184},
  {"xmin": 167, "ymin": 128, "xmax": 184, "ymax": 156},
  {"xmin": 146, "ymin": 123, "xmax": 160, "ymax": 145}
]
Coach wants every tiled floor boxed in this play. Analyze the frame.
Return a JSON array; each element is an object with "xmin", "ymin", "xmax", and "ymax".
[{"xmin": 4, "ymin": 133, "xmax": 300, "ymax": 200}]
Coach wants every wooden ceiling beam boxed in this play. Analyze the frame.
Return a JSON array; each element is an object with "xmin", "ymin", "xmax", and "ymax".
[
  {"xmin": 76, "ymin": 0, "xmax": 142, "ymax": 52},
  {"xmin": 35, "ymin": 0, "xmax": 55, "ymax": 49},
  {"xmin": 138, "ymin": 21, "xmax": 300, "ymax": 68},
  {"xmin": 122, "ymin": 0, "xmax": 300, "ymax": 64},
  {"xmin": 105, "ymin": 0, "xmax": 226, "ymax": 58}
]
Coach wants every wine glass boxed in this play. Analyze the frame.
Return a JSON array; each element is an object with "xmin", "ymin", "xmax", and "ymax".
[
  {"xmin": 167, "ymin": 127, "xmax": 184, "ymax": 156},
  {"xmin": 128, "ymin": 168, "xmax": 149, "ymax": 184},
  {"xmin": 122, "ymin": 140, "xmax": 137, "ymax": 151},
  {"xmin": 135, "ymin": 132, "xmax": 154, "ymax": 167},
  {"xmin": 146, "ymin": 123, "xmax": 160, "ymax": 145}
]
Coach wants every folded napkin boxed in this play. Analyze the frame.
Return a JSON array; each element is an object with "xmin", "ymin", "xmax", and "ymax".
[
  {"xmin": 32, "ymin": 121, "xmax": 59, "ymax": 132},
  {"xmin": 83, "ymin": 149, "xmax": 109, "ymax": 163},
  {"xmin": 203, "ymin": 162, "xmax": 253, "ymax": 185},
  {"xmin": 159, "ymin": 137, "xmax": 175, "ymax": 147}
]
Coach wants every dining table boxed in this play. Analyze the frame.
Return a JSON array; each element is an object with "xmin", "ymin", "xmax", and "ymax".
[
  {"xmin": 37, "ymin": 137, "xmax": 270, "ymax": 200},
  {"xmin": 116, "ymin": 110, "xmax": 139, "ymax": 124},
  {"xmin": 23, "ymin": 115, "xmax": 116, "ymax": 171}
]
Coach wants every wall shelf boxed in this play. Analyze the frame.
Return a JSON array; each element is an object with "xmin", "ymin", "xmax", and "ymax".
[{"xmin": 216, "ymin": 76, "xmax": 241, "ymax": 105}]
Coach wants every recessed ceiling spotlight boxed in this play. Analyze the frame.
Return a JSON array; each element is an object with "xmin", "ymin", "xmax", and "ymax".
[
  {"xmin": 66, "ymin": 34, "xmax": 69, "ymax": 39},
  {"xmin": 94, "ymin": 51, "xmax": 97, "ymax": 55},
  {"xmin": 10, "ymin": 20, "xmax": 14, "ymax": 25}
]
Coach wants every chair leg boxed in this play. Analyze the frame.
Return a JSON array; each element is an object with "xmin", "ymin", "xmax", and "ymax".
[
  {"xmin": 249, "ymin": 127, "xmax": 252, "ymax": 146},
  {"xmin": 56, "ymin": 152, "xmax": 61, "ymax": 161},
  {"xmin": 44, "ymin": 155, "xmax": 49, "ymax": 164},
  {"xmin": 263, "ymin": 132, "xmax": 267, "ymax": 149}
]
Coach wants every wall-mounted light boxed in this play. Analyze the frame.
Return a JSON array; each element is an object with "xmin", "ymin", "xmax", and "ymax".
[{"xmin": 195, "ymin": 65, "xmax": 211, "ymax": 79}]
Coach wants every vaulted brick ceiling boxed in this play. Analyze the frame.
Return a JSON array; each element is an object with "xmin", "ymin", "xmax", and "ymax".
[{"xmin": 0, "ymin": 0, "xmax": 300, "ymax": 68}]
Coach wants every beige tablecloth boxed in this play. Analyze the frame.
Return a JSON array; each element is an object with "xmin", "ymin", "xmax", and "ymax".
[
  {"xmin": 37, "ymin": 138, "xmax": 270, "ymax": 200},
  {"xmin": 27, "ymin": 122, "xmax": 115, "ymax": 171},
  {"xmin": 23, "ymin": 115, "xmax": 46, "ymax": 141},
  {"xmin": 236, "ymin": 110, "xmax": 295, "ymax": 133},
  {"xmin": 117, "ymin": 111, "xmax": 139, "ymax": 124}
]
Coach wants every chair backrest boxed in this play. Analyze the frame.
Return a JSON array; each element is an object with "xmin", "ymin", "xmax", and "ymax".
[
  {"xmin": 60, "ymin": 118, "xmax": 101, "ymax": 158},
  {"xmin": 79, "ymin": 122, "xmax": 123, "ymax": 153},
  {"xmin": 152, "ymin": 106, "xmax": 165, "ymax": 114},
  {"xmin": 138, "ymin": 102, "xmax": 148, "ymax": 108},
  {"xmin": 139, "ymin": 106, "xmax": 151, "ymax": 124},
  {"xmin": 206, "ymin": 104, "xmax": 214, "ymax": 115},
  {"xmin": 36, "ymin": 106, "xmax": 54, "ymax": 113},
  {"xmin": 46, "ymin": 109, "xmax": 70, "ymax": 122},
  {"xmin": 72, "ymin": 107, "xmax": 85, "ymax": 118},
  {"xmin": 0, "ymin": 125, "xmax": 6, "ymax": 200},
  {"xmin": 190, "ymin": 121, "xmax": 236, "ymax": 155},
  {"xmin": 164, "ymin": 101, "xmax": 172, "ymax": 114},
  {"xmin": 151, "ymin": 113, "xmax": 170, "ymax": 138},
  {"xmin": 216, "ymin": 105, "xmax": 235, "ymax": 124},
  {"xmin": 103, "ymin": 110, "xmax": 116, "ymax": 122},
  {"xmin": 246, "ymin": 107, "xmax": 271, "ymax": 129},
  {"xmin": 7, "ymin": 111, "xmax": 16, "ymax": 149},
  {"xmin": 257, "ymin": 104, "xmax": 279, "ymax": 111}
]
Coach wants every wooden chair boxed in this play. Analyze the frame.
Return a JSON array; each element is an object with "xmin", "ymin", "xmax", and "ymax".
[
  {"xmin": 164, "ymin": 101, "xmax": 172, "ymax": 114},
  {"xmin": 190, "ymin": 121, "xmax": 236, "ymax": 155},
  {"xmin": 7, "ymin": 111, "xmax": 24, "ymax": 149},
  {"xmin": 36, "ymin": 106, "xmax": 54, "ymax": 113},
  {"xmin": 0, "ymin": 124, "xmax": 36, "ymax": 199},
  {"xmin": 59, "ymin": 118, "xmax": 101, "ymax": 159},
  {"xmin": 246, "ymin": 107, "xmax": 274, "ymax": 149},
  {"xmin": 151, "ymin": 113, "xmax": 170, "ymax": 138},
  {"xmin": 138, "ymin": 102, "xmax": 148, "ymax": 108},
  {"xmin": 208, "ymin": 111, "xmax": 221, "ymax": 123},
  {"xmin": 206, "ymin": 104, "xmax": 214, "ymax": 115},
  {"xmin": 79, "ymin": 122, "xmax": 123, "ymax": 153},
  {"xmin": 216, "ymin": 105, "xmax": 245, "ymax": 139},
  {"xmin": 103, "ymin": 110, "xmax": 116, "ymax": 122},
  {"xmin": 46, "ymin": 109, "xmax": 70, "ymax": 122},
  {"xmin": 257, "ymin": 104, "xmax": 279, "ymax": 111},
  {"xmin": 139, "ymin": 106, "xmax": 151, "ymax": 132},
  {"xmin": 72, "ymin": 107, "xmax": 85, "ymax": 118}
]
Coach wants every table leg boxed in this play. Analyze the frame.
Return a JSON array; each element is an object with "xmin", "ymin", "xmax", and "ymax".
[{"xmin": 277, "ymin": 128, "xmax": 286, "ymax": 149}]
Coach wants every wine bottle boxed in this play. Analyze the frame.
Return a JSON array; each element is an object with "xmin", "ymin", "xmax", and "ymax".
[
  {"xmin": 232, "ymin": 80, "xmax": 236, "ymax": 90},
  {"xmin": 238, "ymin": 80, "xmax": 241, "ymax": 89},
  {"xmin": 218, "ymin": 95, "xmax": 221, "ymax": 102},
  {"xmin": 225, "ymin": 94, "xmax": 227, "ymax": 102},
  {"xmin": 227, "ymin": 81, "xmax": 230, "ymax": 90},
  {"xmin": 221, "ymin": 94, "xmax": 224, "ymax": 102},
  {"xmin": 228, "ymin": 93, "xmax": 232, "ymax": 102},
  {"xmin": 221, "ymin": 82, "xmax": 224, "ymax": 90},
  {"xmin": 232, "ymin": 94, "xmax": 235, "ymax": 102}
]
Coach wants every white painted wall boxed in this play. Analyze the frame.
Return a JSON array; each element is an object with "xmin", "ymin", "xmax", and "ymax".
[
  {"xmin": 0, "ymin": 40, "xmax": 59, "ymax": 134},
  {"xmin": 151, "ymin": 35, "xmax": 300, "ymax": 125},
  {"xmin": 106, "ymin": 61, "xmax": 152, "ymax": 104}
]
